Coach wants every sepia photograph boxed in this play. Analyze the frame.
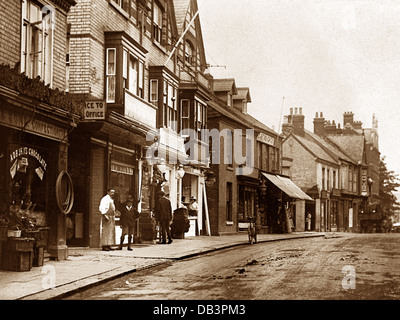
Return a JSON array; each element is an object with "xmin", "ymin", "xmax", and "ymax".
[{"xmin": 0, "ymin": 0, "xmax": 399, "ymax": 312}]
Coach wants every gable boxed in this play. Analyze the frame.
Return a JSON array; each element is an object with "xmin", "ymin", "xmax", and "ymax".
[{"xmin": 174, "ymin": 0, "xmax": 207, "ymax": 72}]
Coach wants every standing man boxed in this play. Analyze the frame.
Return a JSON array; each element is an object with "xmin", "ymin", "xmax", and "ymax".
[
  {"xmin": 118, "ymin": 195, "xmax": 139, "ymax": 251},
  {"xmin": 99, "ymin": 189, "xmax": 118, "ymax": 251},
  {"xmin": 154, "ymin": 191, "xmax": 173, "ymax": 244}
]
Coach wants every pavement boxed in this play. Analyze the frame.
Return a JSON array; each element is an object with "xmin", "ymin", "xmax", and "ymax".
[{"xmin": 0, "ymin": 231, "xmax": 324, "ymax": 300}]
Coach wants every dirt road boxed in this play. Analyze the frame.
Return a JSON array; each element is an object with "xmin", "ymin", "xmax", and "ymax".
[{"xmin": 66, "ymin": 233, "xmax": 400, "ymax": 300}]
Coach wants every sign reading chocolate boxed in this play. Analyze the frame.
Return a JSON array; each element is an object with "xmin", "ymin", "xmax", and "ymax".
[{"xmin": 10, "ymin": 147, "xmax": 47, "ymax": 171}]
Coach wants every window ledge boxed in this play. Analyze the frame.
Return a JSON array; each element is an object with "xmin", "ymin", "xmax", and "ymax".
[{"xmin": 109, "ymin": 0, "xmax": 130, "ymax": 20}]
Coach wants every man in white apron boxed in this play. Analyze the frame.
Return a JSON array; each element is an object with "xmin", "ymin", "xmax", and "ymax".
[{"xmin": 99, "ymin": 189, "xmax": 117, "ymax": 251}]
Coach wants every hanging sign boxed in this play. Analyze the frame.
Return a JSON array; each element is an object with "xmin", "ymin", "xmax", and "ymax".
[{"xmin": 84, "ymin": 100, "xmax": 106, "ymax": 120}]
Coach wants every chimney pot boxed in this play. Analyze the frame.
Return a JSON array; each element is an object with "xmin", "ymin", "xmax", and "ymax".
[
  {"xmin": 290, "ymin": 108, "xmax": 293, "ymax": 115},
  {"xmin": 299, "ymin": 107, "xmax": 302, "ymax": 115}
]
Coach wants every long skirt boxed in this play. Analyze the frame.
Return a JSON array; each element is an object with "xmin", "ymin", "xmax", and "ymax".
[{"xmin": 100, "ymin": 215, "xmax": 115, "ymax": 246}]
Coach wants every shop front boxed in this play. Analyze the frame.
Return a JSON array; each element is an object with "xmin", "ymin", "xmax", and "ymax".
[
  {"xmin": 68, "ymin": 113, "xmax": 148, "ymax": 248},
  {"xmin": 259, "ymin": 172, "xmax": 313, "ymax": 234},
  {"xmin": 0, "ymin": 93, "xmax": 79, "ymax": 264}
]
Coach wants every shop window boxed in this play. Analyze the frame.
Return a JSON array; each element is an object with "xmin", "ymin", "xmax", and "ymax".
[
  {"xmin": 322, "ymin": 167, "xmax": 326, "ymax": 190},
  {"xmin": 21, "ymin": 0, "xmax": 54, "ymax": 86},
  {"xmin": 9, "ymin": 145, "xmax": 48, "ymax": 221}
]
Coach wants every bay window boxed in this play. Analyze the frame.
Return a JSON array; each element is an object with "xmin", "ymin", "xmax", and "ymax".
[{"xmin": 106, "ymin": 48, "xmax": 116, "ymax": 103}]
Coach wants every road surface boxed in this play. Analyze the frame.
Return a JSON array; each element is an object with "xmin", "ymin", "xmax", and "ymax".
[{"xmin": 65, "ymin": 233, "xmax": 400, "ymax": 300}]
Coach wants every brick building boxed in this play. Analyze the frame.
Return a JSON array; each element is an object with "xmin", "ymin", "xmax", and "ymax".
[
  {"xmin": 66, "ymin": 0, "xmax": 213, "ymax": 247},
  {"xmin": 0, "ymin": 0, "xmax": 79, "ymax": 260},
  {"xmin": 282, "ymin": 108, "xmax": 378, "ymax": 232},
  {"xmin": 206, "ymin": 81, "xmax": 310, "ymax": 235}
]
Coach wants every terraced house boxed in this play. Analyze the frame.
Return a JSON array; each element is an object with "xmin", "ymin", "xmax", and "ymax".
[{"xmin": 282, "ymin": 108, "xmax": 379, "ymax": 233}]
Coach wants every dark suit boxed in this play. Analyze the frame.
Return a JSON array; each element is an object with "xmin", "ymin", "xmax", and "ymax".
[
  {"xmin": 154, "ymin": 196, "xmax": 173, "ymax": 243},
  {"xmin": 118, "ymin": 203, "xmax": 139, "ymax": 249}
]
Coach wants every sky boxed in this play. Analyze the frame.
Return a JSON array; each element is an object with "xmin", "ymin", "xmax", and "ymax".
[{"xmin": 197, "ymin": 0, "xmax": 400, "ymax": 181}]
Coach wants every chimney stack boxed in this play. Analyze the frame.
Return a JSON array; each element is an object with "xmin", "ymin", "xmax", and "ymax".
[
  {"xmin": 313, "ymin": 111, "xmax": 325, "ymax": 136},
  {"xmin": 288, "ymin": 106, "xmax": 305, "ymax": 137},
  {"xmin": 343, "ymin": 111, "xmax": 354, "ymax": 127}
]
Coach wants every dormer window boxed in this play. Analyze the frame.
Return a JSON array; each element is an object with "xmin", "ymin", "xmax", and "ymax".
[{"xmin": 227, "ymin": 92, "xmax": 232, "ymax": 107}]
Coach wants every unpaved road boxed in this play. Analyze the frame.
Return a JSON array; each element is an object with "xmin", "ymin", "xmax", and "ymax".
[{"xmin": 66, "ymin": 233, "xmax": 400, "ymax": 300}]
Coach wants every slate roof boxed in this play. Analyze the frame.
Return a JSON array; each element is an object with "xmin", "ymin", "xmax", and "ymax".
[
  {"xmin": 174, "ymin": 0, "xmax": 191, "ymax": 33},
  {"xmin": 234, "ymin": 87, "xmax": 251, "ymax": 102},
  {"xmin": 212, "ymin": 78, "xmax": 238, "ymax": 94},
  {"xmin": 292, "ymin": 133, "xmax": 338, "ymax": 165},
  {"xmin": 327, "ymin": 134, "xmax": 365, "ymax": 164},
  {"xmin": 305, "ymin": 130, "xmax": 355, "ymax": 164}
]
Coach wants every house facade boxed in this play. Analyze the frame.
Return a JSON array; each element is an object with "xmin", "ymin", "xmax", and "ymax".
[
  {"xmin": 66, "ymin": 0, "xmax": 212, "ymax": 247},
  {"xmin": 0, "ymin": 0, "xmax": 79, "ymax": 260},
  {"xmin": 282, "ymin": 108, "xmax": 375, "ymax": 233}
]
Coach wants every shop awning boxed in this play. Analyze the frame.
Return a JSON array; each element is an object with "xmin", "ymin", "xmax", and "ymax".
[{"xmin": 261, "ymin": 172, "xmax": 313, "ymax": 201}]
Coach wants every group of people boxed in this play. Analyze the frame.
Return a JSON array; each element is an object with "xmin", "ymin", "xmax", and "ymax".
[
  {"xmin": 99, "ymin": 189, "xmax": 198, "ymax": 251},
  {"xmin": 99, "ymin": 189, "xmax": 140, "ymax": 251}
]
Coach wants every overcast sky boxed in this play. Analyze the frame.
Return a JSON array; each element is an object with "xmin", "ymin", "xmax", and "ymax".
[{"xmin": 198, "ymin": 0, "xmax": 400, "ymax": 182}]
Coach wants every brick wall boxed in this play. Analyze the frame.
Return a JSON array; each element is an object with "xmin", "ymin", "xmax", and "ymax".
[
  {"xmin": 67, "ymin": 0, "xmax": 178, "ymax": 100},
  {"xmin": 283, "ymin": 136, "xmax": 317, "ymax": 190},
  {"xmin": 0, "ymin": 0, "xmax": 20, "ymax": 67}
]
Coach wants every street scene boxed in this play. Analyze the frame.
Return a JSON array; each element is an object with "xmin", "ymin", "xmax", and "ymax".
[{"xmin": 0, "ymin": 0, "xmax": 400, "ymax": 304}]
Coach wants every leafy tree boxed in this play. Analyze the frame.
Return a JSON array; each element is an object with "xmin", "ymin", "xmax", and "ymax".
[{"xmin": 379, "ymin": 156, "xmax": 400, "ymax": 217}]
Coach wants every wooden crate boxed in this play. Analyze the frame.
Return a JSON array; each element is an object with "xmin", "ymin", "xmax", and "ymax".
[
  {"xmin": 5, "ymin": 238, "xmax": 34, "ymax": 252},
  {"xmin": 2, "ymin": 249, "xmax": 33, "ymax": 272}
]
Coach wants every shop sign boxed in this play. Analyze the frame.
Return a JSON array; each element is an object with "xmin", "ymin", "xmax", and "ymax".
[
  {"xmin": 257, "ymin": 132, "xmax": 275, "ymax": 146},
  {"xmin": 10, "ymin": 147, "xmax": 47, "ymax": 180},
  {"xmin": 111, "ymin": 163, "xmax": 134, "ymax": 176},
  {"xmin": 84, "ymin": 100, "xmax": 106, "ymax": 120},
  {"xmin": 0, "ymin": 108, "xmax": 67, "ymax": 141}
]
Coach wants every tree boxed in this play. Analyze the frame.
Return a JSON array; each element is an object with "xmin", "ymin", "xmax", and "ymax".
[{"xmin": 379, "ymin": 156, "xmax": 400, "ymax": 217}]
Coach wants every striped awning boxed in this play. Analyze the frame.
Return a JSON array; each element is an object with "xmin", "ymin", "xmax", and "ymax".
[{"xmin": 261, "ymin": 172, "xmax": 313, "ymax": 201}]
